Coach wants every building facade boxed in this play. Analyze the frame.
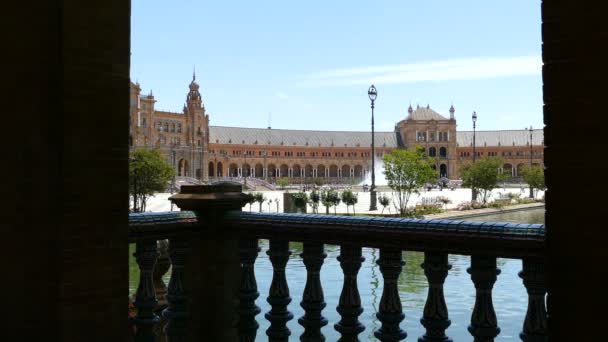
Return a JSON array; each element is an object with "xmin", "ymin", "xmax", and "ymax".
[{"xmin": 129, "ymin": 77, "xmax": 544, "ymax": 184}]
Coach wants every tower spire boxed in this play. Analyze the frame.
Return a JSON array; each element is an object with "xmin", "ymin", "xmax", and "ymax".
[{"xmin": 193, "ymin": 66, "xmax": 196, "ymax": 81}]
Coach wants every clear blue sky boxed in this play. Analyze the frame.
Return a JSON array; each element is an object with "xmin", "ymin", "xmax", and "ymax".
[{"xmin": 131, "ymin": 0, "xmax": 542, "ymax": 132}]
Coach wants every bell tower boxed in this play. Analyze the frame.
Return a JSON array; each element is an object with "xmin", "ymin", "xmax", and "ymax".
[{"xmin": 185, "ymin": 70, "xmax": 210, "ymax": 181}]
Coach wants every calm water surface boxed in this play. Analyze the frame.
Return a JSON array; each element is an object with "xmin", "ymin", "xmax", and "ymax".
[{"xmin": 129, "ymin": 208, "xmax": 544, "ymax": 341}]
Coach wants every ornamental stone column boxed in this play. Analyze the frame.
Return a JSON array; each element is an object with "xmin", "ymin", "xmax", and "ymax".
[{"xmin": 169, "ymin": 184, "xmax": 252, "ymax": 342}]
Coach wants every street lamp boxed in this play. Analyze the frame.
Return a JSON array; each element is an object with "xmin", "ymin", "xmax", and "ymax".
[
  {"xmin": 243, "ymin": 149, "xmax": 248, "ymax": 188},
  {"xmin": 129, "ymin": 156, "xmax": 137, "ymax": 212},
  {"xmin": 472, "ymin": 111, "xmax": 478, "ymax": 201},
  {"xmin": 525, "ymin": 126, "xmax": 534, "ymax": 198},
  {"xmin": 368, "ymin": 84, "xmax": 378, "ymax": 211},
  {"xmin": 157, "ymin": 124, "xmax": 163, "ymax": 147}
]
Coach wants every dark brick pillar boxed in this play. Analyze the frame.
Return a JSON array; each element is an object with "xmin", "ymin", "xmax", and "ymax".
[
  {"xmin": 170, "ymin": 184, "xmax": 252, "ymax": 341},
  {"xmin": 542, "ymin": 1, "xmax": 607, "ymax": 340},
  {"xmin": 4, "ymin": 1, "xmax": 131, "ymax": 341}
]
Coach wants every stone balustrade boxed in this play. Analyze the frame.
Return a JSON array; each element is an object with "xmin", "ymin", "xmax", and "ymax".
[{"xmin": 128, "ymin": 184, "xmax": 546, "ymax": 342}]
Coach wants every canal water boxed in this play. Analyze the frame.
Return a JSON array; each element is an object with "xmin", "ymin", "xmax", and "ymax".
[{"xmin": 129, "ymin": 208, "xmax": 544, "ymax": 341}]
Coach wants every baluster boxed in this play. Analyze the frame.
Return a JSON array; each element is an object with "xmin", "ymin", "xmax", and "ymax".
[
  {"xmin": 467, "ymin": 255, "xmax": 501, "ymax": 342},
  {"xmin": 299, "ymin": 242, "xmax": 328, "ymax": 341},
  {"xmin": 265, "ymin": 240, "xmax": 293, "ymax": 342},
  {"xmin": 161, "ymin": 238, "xmax": 189, "ymax": 342},
  {"xmin": 519, "ymin": 258, "xmax": 548, "ymax": 341},
  {"xmin": 133, "ymin": 240, "xmax": 160, "ymax": 342},
  {"xmin": 238, "ymin": 238, "xmax": 261, "ymax": 342},
  {"xmin": 419, "ymin": 252, "xmax": 452, "ymax": 342},
  {"xmin": 335, "ymin": 245, "xmax": 365, "ymax": 341},
  {"xmin": 374, "ymin": 249, "xmax": 407, "ymax": 341}
]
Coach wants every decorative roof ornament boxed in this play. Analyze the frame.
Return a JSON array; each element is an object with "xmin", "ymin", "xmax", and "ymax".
[{"xmin": 449, "ymin": 104, "xmax": 455, "ymax": 119}]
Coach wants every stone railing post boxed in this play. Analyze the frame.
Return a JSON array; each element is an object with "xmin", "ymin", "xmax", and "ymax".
[
  {"xmin": 468, "ymin": 255, "xmax": 501, "ymax": 342},
  {"xmin": 419, "ymin": 252, "xmax": 452, "ymax": 342},
  {"xmin": 133, "ymin": 240, "xmax": 160, "ymax": 342},
  {"xmin": 299, "ymin": 242, "xmax": 328, "ymax": 341},
  {"xmin": 519, "ymin": 258, "xmax": 548, "ymax": 341},
  {"xmin": 375, "ymin": 248, "xmax": 407, "ymax": 341},
  {"xmin": 335, "ymin": 245, "xmax": 365, "ymax": 341},
  {"xmin": 169, "ymin": 184, "xmax": 252, "ymax": 342}
]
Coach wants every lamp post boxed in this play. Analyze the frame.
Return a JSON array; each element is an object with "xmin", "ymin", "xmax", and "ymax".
[
  {"xmin": 170, "ymin": 143, "xmax": 176, "ymax": 211},
  {"xmin": 472, "ymin": 111, "xmax": 478, "ymax": 201},
  {"xmin": 243, "ymin": 149, "xmax": 247, "ymax": 188},
  {"xmin": 157, "ymin": 124, "xmax": 163, "ymax": 147},
  {"xmin": 263, "ymin": 147, "xmax": 268, "ymax": 182},
  {"xmin": 368, "ymin": 84, "xmax": 378, "ymax": 211},
  {"xmin": 129, "ymin": 156, "xmax": 137, "ymax": 212},
  {"xmin": 525, "ymin": 126, "xmax": 534, "ymax": 198}
]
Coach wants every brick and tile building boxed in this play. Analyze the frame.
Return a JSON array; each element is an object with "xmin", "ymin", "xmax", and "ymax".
[{"xmin": 130, "ymin": 77, "xmax": 544, "ymax": 184}]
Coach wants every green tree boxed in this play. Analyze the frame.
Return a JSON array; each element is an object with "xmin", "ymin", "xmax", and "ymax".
[
  {"xmin": 521, "ymin": 165, "xmax": 545, "ymax": 199},
  {"xmin": 382, "ymin": 147, "xmax": 438, "ymax": 216},
  {"xmin": 309, "ymin": 190, "xmax": 321, "ymax": 214},
  {"xmin": 129, "ymin": 149, "xmax": 176, "ymax": 212},
  {"xmin": 379, "ymin": 193, "xmax": 391, "ymax": 214},
  {"xmin": 253, "ymin": 192, "xmax": 266, "ymax": 212},
  {"xmin": 292, "ymin": 191, "xmax": 309, "ymax": 213},
  {"xmin": 277, "ymin": 177, "xmax": 289, "ymax": 190},
  {"xmin": 320, "ymin": 188, "xmax": 339, "ymax": 214},
  {"xmin": 246, "ymin": 193, "xmax": 256, "ymax": 212},
  {"xmin": 320, "ymin": 188, "xmax": 331, "ymax": 214},
  {"xmin": 460, "ymin": 157, "xmax": 508, "ymax": 204},
  {"xmin": 341, "ymin": 189, "xmax": 358, "ymax": 215},
  {"xmin": 329, "ymin": 190, "xmax": 341, "ymax": 214}
]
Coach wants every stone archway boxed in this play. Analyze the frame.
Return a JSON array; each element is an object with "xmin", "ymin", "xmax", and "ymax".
[
  {"xmin": 305, "ymin": 164, "xmax": 314, "ymax": 178},
  {"xmin": 293, "ymin": 164, "xmax": 302, "ymax": 178},
  {"xmin": 280, "ymin": 164, "xmax": 289, "ymax": 178},
  {"xmin": 243, "ymin": 163, "xmax": 251, "ymax": 177},
  {"xmin": 255, "ymin": 163, "xmax": 263, "ymax": 178},
  {"xmin": 208, "ymin": 162, "xmax": 215, "ymax": 177},
  {"xmin": 341, "ymin": 164, "xmax": 351, "ymax": 178},
  {"xmin": 178, "ymin": 159, "xmax": 190, "ymax": 177},
  {"xmin": 354, "ymin": 165, "xmax": 363, "ymax": 178},
  {"xmin": 440, "ymin": 163, "xmax": 448, "ymax": 178},
  {"xmin": 329, "ymin": 165, "xmax": 338, "ymax": 178},
  {"xmin": 228, "ymin": 163, "xmax": 238, "ymax": 177},
  {"xmin": 217, "ymin": 162, "xmax": 223, "ymax": 177},
  {"xmin": 268, "ymin": 164, "xmax": 277, "ymax": 177},
  {"xmin": 317, "ymin": 164, "xmax": 326, "ymax": 178}
]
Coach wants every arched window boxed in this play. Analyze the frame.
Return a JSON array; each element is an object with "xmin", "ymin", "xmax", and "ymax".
[
  {"xmin": 429, "ymin": 147, "xmax": 437, "ymax": 157},
  {"xmin": 439, "ymin": 147, "xmax": 447, "ymax": 157},
  {"xmin": 141, "ymin": 118, "xmax": 147, "ymax": 128}
]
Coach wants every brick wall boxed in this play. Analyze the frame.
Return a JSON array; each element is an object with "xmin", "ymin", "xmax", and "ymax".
[
  {"xmin": 5, "ymin": 1, "xmax": 130, "ymax": 340},
  {"xmin": 543, "ymin": 0, "xmax": 606, "ymax": 340}
]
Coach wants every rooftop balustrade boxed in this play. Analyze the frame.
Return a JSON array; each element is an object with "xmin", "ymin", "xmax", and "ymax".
[{"xmin": 128, "ymin": 184, "xmax": 546, "ymax": 341}]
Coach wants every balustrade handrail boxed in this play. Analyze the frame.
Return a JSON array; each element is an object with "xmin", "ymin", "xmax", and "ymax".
[{"xmin": 129, "ymin": 211, "xmax": 545, "ymax": 258}]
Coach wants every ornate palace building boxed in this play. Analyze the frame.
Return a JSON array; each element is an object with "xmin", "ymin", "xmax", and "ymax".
[{"xmin": 129, "ymin": 76, "xmax": 544, "ymax": 184}]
